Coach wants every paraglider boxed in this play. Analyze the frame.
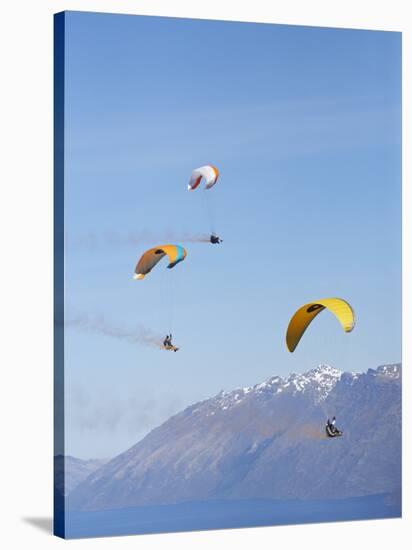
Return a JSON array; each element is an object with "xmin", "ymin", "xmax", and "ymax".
[
  {"xmin": 188, "ymin": 165, "xmax": 222, "ymax": 243},
  {"xmin": 286, "ymin": 298, "xmax": 355, "ymax": 352},
  {"xmin": 326, "ymin": 417, "xmax": 343, "ymax": 438},
  {"xmin": 133, "ymin": 245, "xmax": 186, "ymax": 351},
  {"xmin": 133, "ymin": 245, "xmax": 187, "ymax": 280}
]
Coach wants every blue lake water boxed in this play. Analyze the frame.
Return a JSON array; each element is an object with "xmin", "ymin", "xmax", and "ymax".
[{"xmin": 62, "ymin": 493, "xmax": 401, "ymax": 539}]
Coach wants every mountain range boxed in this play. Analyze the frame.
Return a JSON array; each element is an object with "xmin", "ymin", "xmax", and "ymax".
[{"xmin": 68, "ymin": 363, "xmax": 401, "ymax": 512}]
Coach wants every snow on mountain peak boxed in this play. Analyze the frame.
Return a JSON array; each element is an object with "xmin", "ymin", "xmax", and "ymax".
[
  {"xmin": 201, "ymin": 364, "xmax": 401, "ymax": 418},
  {"xmin": 282, "ymin": 364, "xmax": 342, "ymax": 402},
  {"xmin": 206, "ymin": 364, "xmax": 344, "ymax": 416},
  {"xmin": 372, "ymin": 363, "xmax": 401, "ymax": 379}
]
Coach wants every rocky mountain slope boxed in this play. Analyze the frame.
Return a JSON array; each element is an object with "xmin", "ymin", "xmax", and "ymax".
[{"xmin": 69, "ymin": 364, "xmax": 401, "ymax": 511}]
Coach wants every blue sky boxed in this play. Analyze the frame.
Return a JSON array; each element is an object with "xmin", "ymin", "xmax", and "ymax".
[{"xmin": 62, "ymin": 12, "xmax": 401, "ymax": 458}]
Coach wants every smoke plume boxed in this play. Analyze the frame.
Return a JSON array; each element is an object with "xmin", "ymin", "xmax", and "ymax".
[
  {"xmin": 69, "ymin": 230, "xmax": 210, "ymax": 251},
  {"xmin": 66, "ymin": 313, "xmax": 164, "ymax": 349}
]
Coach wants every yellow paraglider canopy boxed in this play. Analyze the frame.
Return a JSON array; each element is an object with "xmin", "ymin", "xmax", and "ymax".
[
  {"xmin": 286, "ymin": 298, "xmax": 355, "ymax": 352},
  {"xmin": 133, "ymin": 244, "xmax": 187, "ymax": 280}
]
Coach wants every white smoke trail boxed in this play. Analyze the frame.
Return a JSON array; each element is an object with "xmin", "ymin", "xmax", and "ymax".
[
  {"xmin": 65, "ymin": 313, "xmax": 164, "ymax": 349},
  {"xmin": 68, "ymin": 230, "xmax": 210, "ymax": 251}
]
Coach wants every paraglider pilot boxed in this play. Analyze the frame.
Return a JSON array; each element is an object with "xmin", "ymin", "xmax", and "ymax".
[
  {"xmin": 326, "ymin": 416, "xmax": 342, "ymax": 437},
  {"xmin": 210, "ymin": 234, "xmax": 223, "ymax": 244},
  {"xmin": 163, "ymin": 334, "xmax": 173, "ymax": 348}
]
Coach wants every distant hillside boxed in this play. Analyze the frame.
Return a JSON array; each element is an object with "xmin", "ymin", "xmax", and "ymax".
[
  {"xmin": 54, "ymin": 455, "xmax": 108, "ymax": 496},
  {"xmin": 69, "ymin": 364, "xmax": 401, "ymax": 511}
]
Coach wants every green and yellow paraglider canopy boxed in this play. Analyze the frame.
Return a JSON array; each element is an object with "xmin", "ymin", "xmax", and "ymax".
[
  {"xmin": 133, "ymin": 244, "xmax": 187, "ymax": 280},
  {"xmin": 286, "ymin": 298, "xmax": 355, "ymax": 352}
]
